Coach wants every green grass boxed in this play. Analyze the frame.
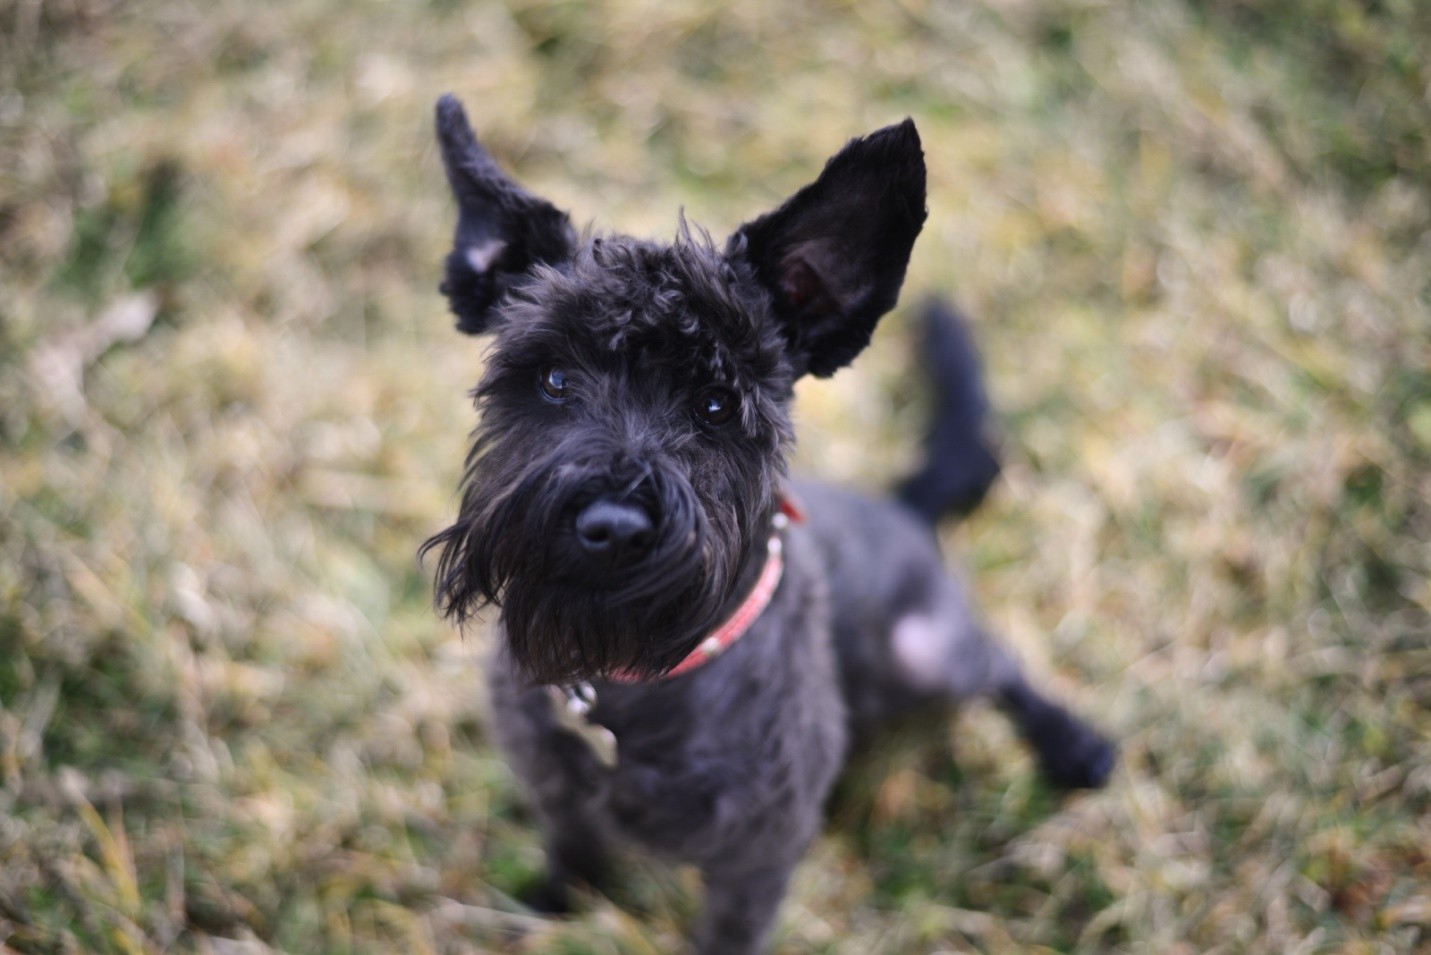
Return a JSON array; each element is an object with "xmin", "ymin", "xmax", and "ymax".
[{"xmin": 2, "ymin": 0, "xmax": 1428, "ymax": 952}]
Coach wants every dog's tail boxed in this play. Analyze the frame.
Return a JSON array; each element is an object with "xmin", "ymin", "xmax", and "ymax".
[{"xmin": 894, "ymin": 298, "xmax": 1002, "ymax": 525}]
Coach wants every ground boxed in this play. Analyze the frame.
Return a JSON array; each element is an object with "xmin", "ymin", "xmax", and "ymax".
[{"xmin": 1, "ymin": 1, "xmax": 1428, "ymax": 952}]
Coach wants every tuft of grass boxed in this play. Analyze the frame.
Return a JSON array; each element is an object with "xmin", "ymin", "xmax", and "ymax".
[{"xmin": 2, "ymin": 1, "xmax": 1428, "ymax": 952}]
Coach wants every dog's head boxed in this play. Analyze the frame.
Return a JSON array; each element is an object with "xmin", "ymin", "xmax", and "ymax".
[{"xmin": 423, "ymin": 96, "xmax": 926, "ymax": 683}]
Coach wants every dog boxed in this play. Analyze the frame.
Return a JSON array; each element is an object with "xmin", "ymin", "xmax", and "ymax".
[{"xmin": 422, "ymin": 95, "xmax": 1115, "ymax": 955}]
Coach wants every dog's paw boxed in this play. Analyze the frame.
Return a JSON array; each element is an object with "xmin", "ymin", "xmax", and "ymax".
[
  {"xmin": 1037, "ymin": 717, "xmax": 1116, "ymax": 790},
  {"xmin": 517, "ymin": 877, "xmax": 576, "ymax": 915}
]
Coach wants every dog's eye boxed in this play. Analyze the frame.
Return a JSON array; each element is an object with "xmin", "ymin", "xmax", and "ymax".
[
  {"xmin": 693, "ymin": 386, "xmax": 738, "ymax": 427},
  {"xmin": 540, "ymin": 367, "xmax": 572, "ymax": 402}
]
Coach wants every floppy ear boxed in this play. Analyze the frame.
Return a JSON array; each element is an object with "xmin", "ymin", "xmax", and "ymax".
[
  {"xmin": 434, "ymin": 95, "xmax": 577, "ymax": 334},
  {"xmin": 730, "ymin": 120, "xmax": 927, "ymax": 377}
]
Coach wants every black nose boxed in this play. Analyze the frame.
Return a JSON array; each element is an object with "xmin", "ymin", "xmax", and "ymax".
[{"xmin": 574, "ymin": 499, "xmax": 653, "ymax": 559}]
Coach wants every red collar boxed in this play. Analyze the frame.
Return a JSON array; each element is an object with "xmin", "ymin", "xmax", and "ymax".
[{"xmin": 610, "ymin": 496, "xmax": 804, "ymax": 683}]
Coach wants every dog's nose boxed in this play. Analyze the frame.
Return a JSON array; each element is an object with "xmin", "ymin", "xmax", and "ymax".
[{"xmin": 575, "ymin": 499, "xmax": 653, "ymax": 559}]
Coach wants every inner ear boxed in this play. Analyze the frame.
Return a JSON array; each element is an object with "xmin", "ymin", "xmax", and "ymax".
[
  {"xmin": 777, "ymin": 249, "xmax": 840, "ymax": 319},
  {"xmin": 731, "ymin": 120, "xmax": 927, "ymax": 378}
]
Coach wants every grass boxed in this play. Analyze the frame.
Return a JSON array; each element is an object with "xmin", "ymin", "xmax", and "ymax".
[{"xmin": 2, "ymin": 0, "xmax": 1428, "ymax": 952}]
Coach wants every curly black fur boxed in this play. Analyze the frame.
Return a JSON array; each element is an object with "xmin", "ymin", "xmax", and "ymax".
[{"xmin": 421, "ymin": 97, "xmax": 1114, "ymax": 955}]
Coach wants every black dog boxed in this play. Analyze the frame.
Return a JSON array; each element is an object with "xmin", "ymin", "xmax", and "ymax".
[{"xmin": 423, "ymin": 96, "xmax": 1114, "ymax": 955}]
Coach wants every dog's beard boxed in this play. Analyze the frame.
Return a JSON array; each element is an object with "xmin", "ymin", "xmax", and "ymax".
[{"xmin": 423, "ymin": 439, "xmax": 755, "ymax": 685}]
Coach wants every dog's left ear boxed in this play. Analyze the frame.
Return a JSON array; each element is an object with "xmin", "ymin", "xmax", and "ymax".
[
  {"xmin": 435, "ymin": 95, "xmax": 577, "ymax": 334},
  {"xmin": 730, "ymin": 120, "xmax": 927, "ymax": 377}
]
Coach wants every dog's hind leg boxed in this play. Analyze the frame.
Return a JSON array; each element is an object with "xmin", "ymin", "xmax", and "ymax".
[
  {"xmin": 889, "ymin": 581, "xmax": 1115, "ymax": 790},
  {"xmin": 990, "ymin": 662, "xmax": 1116, "ymax": 789}
]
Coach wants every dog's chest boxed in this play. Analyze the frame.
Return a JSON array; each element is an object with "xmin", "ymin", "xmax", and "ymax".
[
  {"xmin": 591, "ymin": 649, "xmax": 845, "ymax": 859},
  {"xmin": 494, "ymin": 671, "xmax": 838, "ymax": 862},
  {"xmin": 489, "ymin": 546, "xmax": 846, "ymax": 862}
]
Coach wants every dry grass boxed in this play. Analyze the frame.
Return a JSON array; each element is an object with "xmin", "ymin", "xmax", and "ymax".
[{"xmin": 2, "ymin": 1, "xmax": 1428, "ymax": 952}]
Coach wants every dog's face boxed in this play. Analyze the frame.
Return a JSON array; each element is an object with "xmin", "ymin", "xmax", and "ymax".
[{"xmin": 424, "ymin": 97, "xmax": 926, "ymax": 684}]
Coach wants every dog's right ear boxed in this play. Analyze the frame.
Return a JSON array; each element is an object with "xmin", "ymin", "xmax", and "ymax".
[{"xmin": 435, "ymin": 95, "xmax": 576, "ymax": 334}]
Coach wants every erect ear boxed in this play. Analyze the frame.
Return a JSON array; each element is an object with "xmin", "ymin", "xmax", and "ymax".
[
  {"xmin": 729, "ymin": 120, "xmax": 927, "ymax": 377},
  {"xmin": 434, "ymin": 95, "xmax": 577, "ymax": 334}
]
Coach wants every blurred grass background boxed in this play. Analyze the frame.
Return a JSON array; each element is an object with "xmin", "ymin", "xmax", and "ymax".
[{"xmin": 2, "ymin": 0, "xmax": 1429, "ymax": 952}]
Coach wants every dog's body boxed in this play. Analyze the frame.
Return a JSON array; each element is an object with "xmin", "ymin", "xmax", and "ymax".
[{"xmin": 425, "ymin": 96, "xmax": 1114, "ymax": 954}]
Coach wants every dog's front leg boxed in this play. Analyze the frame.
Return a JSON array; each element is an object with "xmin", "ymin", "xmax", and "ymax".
[
  {"xmin": 523, "ymin": 807, "xmax": 612, "ymax": 914},
  {"xmin": 694, "ymin": 860, "xmax": 797, "ymax": 955},
  {"xmin": 491, "ymin": 679, "xmax": 616, "ymax": 911}
]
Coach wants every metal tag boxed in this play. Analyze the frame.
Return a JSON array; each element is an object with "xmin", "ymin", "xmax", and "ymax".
[{"xmin": 547, "ymin": 683, "xmax": 618, "ymax": 768}]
